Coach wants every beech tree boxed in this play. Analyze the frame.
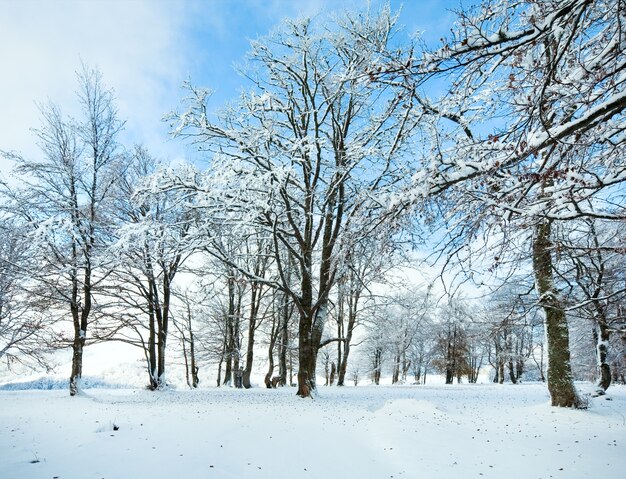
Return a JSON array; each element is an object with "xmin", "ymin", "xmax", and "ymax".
[
  {"xmin": 153, "ymin": 7, "xmax": 419, "ymax": 397},
  {"xmin": 106, "ymin": 147, "xmax": 191, "ymax": 390},
  {"xmin": 1, "ymin": 65, "xmax": 124, "ymax": 395},
  {"xmin": 363, "ymin": 0, "xmax": 626, "ymax": 407}
]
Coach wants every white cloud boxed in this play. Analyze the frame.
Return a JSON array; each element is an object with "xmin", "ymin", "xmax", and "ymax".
[
  {"xmin": 0, "ymin": 0, "xmax": 190, "ymax": 176},
  {"xmin": 0, "ymin": 0, "xmax": 457, "ymax": 180}
]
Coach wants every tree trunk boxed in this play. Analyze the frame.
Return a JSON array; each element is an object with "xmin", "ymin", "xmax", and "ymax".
[
  {"xmin": 264, "ymin": 308, "xmax": 279, "ymax": 388},
  {"xmin": 243, "ymin": 282, "xmax": 262, "ymax": 389},
  {"xmin": 216, "ymin": 357, "xmax": 223, "ymax": 387},
  {"xmin": 69, "ymin": 288, "xmax": 82, "ymax": 396},
  {"xmin": 69, "ymin": 336, "xmax": 84, "ymax": 396},
  {"xmin": 595, "ymin": 320, "xmax": 612, "ymax": 393},
  {"xmin": 156, "ymin": 275, "xmax": 170, "ymax": 388},
  {"xmin": 508, "ymin": 359, "xmax": 517, "ymax": 384},
  {"xmin": 372, "ymin": 348, "xmax": 382, "ymax": 385},
  {"xmin": 336, "ymin": 288, "xmax": 344, "ymax": 385},
  {"xmin": 297, "ymin": 323, "xmax": 317, "ymax": 397},
  {"xmin": 296, "ymin": 300, "xmax": 327, "ymax": 397},
  {"xmin": 189, "ymin": 330, "xmax": 199, "ymax": 388},
  {"xmin": 147, "ymin": 302, "xmax": 158, "ymax": 389},
  {"xmin": 278, "ymin": 292, "xmax": 290, "ymax": 387},
  {"xmin": 392, "ymin": 353, "xmax": 400, "ymax": 384},
  {"xmin": 533, "ymin": 219, "xmax": 584, "ymax": 408}
]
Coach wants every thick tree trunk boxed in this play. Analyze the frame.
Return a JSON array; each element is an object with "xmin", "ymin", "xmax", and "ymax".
[
  {"xmin": 296, "ymin": 292, "xmax": 327, "ymax": 397},
  {"xmin": 533, "ymin": 219, "xmax": 584, "ymax": 408},
  {"xmin": 297, "ymin": 325, "xmax": 318, "ymax": 397}
]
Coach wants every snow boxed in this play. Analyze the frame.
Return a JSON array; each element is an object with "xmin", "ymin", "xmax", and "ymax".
[{"xmin": 1, "ymin": 383, "xmax": 624, "ymax": 479}]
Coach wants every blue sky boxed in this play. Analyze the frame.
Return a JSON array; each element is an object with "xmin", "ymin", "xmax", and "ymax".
[{"xmin": 0, "ymin": 0, "xmax": 465, "ymax": 172}]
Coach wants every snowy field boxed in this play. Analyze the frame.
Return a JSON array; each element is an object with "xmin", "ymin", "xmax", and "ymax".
[{"xmin": 1, "ymin": 383, "xmax": 625, "ymax": 479}]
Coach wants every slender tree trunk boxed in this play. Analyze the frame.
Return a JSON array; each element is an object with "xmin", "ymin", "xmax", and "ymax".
[
  {"xmin": 278, "ymin": 293, "xmax": 290, "ymax": 387},
  {"xmin": 216, "ymin": 356, "xmax": 223, "ymax": 387},
  {"xmin": 533, "ymin": 219, "xmax": 583, "ymax": 407},
  {"xmin": 155, "ymin": 274, "xmax": 171, "ymax": 388},
  {"xmin": 69, "ymin": 279, "xmax": 82, "ymax": 396},
  {"xmin": 187, "ymin": 303, "xmax": 199, "ymax": 388},
  {"xmin": 338, "ymin": 290, "xmax": 359, "ymax": 386},
  {"xmin": 336, "ymin": 290, "xmax": 344, "ymax": 385},
  {"xmin": 595, "ymin": 320, "xmax": 612, "ymax": 393},
  {"xmin": 392, "ymin": 352, "xmax": 400, "ymax": 384},
  {"xmin": 265, "ymin": 307, "xmax": 279, "ymax": 388},
  {"xmin": 190, "ymin": 330, "xmax": 199, "ymax": 388},
  {"xmin": 147, "ymin": 292, "xmax": 158, "ymax": 389},
  {"xmin": 243, "ymin": 282, "xmax": 262, "ymax": 389},
  {"xmin": 181, "ymin": 329, "xmax": 190, "ymax": 388},
  {"xmin": 223, "ymin": 276, "xmax": 236, "ymax": 386},
  {"xmin": 373, "ymin": 348, "xmax": 382, "ymax": 385}
]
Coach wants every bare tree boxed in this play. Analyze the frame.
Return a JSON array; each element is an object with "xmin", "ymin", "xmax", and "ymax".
[
  {"xmin": 105, "ymin": 146, "xmax": 191, "ymax": 390},
  {"xmin": 2, "ymin": 64, "xmax": 124, "ymax": 395},
  {"xmin": 155, "ymin": 7, "xmax": 418, "ymax": 397}
]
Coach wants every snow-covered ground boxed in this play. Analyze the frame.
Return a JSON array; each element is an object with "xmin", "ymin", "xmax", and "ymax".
[{"xmin": 1, "ymin": 383, "xmax": 624, "ymax": 479}]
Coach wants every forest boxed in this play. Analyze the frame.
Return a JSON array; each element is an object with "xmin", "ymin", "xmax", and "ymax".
[{"xmin": 0, "ymin": 0, "xmax": 625, "ymax": 411}]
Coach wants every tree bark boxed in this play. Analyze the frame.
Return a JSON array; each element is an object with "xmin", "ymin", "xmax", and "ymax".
[
  {"xmin": 595, "ymin": 320, "xmax": 612, "ymax": 393},
  {"xmin": 533, "ymin": 219, "xmax": 584, "ymax": 407},
  {"xmin": 69, "ymin": 336, "xmax": 84, "ymax": 396}
]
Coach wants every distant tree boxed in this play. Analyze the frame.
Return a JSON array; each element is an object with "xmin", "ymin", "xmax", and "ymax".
[
  {"xmin": 431, "ymin": 300, "xmax": 472, "ymax": 384},
  {"xmin": 364, "ymin": 315, "xmax": 387, "ymax": 385}
]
